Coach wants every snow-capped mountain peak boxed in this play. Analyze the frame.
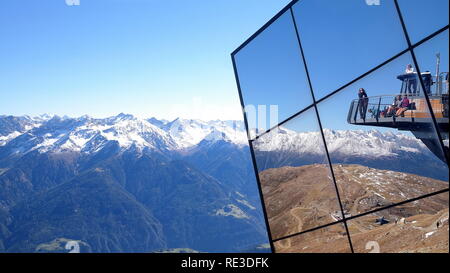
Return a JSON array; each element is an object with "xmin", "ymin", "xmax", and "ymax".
[
  {"xmin": 0, "ymin": 114, "xmax": 247, "ymax": 155},
  {"xmin": 254, "ymin": 127, "xmax": 428, "ymax": 158},
  {"xmin": 0, "ymin": 114, "xmax": 435, "ymax": 161},
  {"xmin": 160, "ymin": 118, "xmax": 247, "ymax": 148}
]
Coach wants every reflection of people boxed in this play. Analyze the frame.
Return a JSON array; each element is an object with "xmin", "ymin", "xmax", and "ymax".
[
  {"xmin": 405, "ymin": 64, "xmax": 414, "ymax": 74},
  {"xmin": 368, "ymin": 107, "xmax": 380, "ymax": 118},
  {"xmin": 405, "ymin": 64, "xmax": 417, "ymax": 95},
  {"xmin": 386, "ymin": 95, "xmax": 402, "ymax": 117},
  {"xmin": 423, "ymin": 72, "xmax": 432, "ymax": 95},
  {"xmin": 357, "ymin": 88, "xmax": 368, "ymax": 119},
  {"xmin": 446, "ymin": 73, "xmax": 449, "ymax": 92},
  {"xmin": 396, "ymin": 95, "xmax": 410, "ymax": 117}
]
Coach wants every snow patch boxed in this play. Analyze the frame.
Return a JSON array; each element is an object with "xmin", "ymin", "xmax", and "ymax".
[
  {"xmin": 236, "ymin": 199, "xmax": 256, "ymax": 210},
  {"xmin": 0, "ymin": 131, "xmax": 22, "ymax": 146},
  {"xmin": 215, "ymin": 204, "xmax": 249, "ymax": 219}
]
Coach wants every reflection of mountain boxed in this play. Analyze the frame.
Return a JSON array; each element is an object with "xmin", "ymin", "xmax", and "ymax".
[
  {"xmin": 260, "ymin": 165, "xmax": 341, "ymax": 239},
  {"xmin": 254, "ymin": 128, "xmax": 449, "ymax": 181},
  {"xmin": 263, "ymin": 164, "xmax": 448, "ymax": 253},
  {"xmin": 0, "ymin": 114, "xmax": 267, "ymax": 253}
]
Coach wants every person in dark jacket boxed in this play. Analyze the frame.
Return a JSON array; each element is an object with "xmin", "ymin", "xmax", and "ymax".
[
  {"xmin": 357, "ymin": 88, "xmax": 369, "ymax": 119},
  {"xmin": 423, "ymin": 72, "xmax": 432, "ymax": 95}
]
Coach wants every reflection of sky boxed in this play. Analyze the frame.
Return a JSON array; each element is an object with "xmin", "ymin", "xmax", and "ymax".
[
  {"xmin": 317, "ymin": 52, "xmax": 415, "ymax": 133},
  {"xmin": 282, "ymin": 107, "xmax": 319, "ymax": 133},
  {"xmin": 235, "ymin": 11, "xmax": 313, "ymax": 125},
  {"xmin": 414, "ymin": 30, "xmax": 449, "ymax": 78},
  {"xmin": 235, "ymin": 0, "xmax": 448, "ymax": 136},
  {"xmin": 317, "ymin": 30, "xmax": 447, "ymax": 135},
  {"xmin": 292, "ymin": 0, "xmax": 408, "ymax": 100},
  {"xmin": 398, "ymin": 0, "xmax": 449, "ymax": 44}
]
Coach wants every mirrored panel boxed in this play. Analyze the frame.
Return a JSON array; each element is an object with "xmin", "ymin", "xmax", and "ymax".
[
  {"xmin": 398, "ymin": 0, "xmax": 449, "ymax": 44},
  {"xmin": 348, "ymin": 192, "xmax": 449, "ymax": 253},
  {"xmin": 414, "ymin": 30, "xmax": 449, "ymax": 162},
  {"xmin": 274, "ymin": 223, "xmax": 351, "ymax": 253},
  {"xmin": 292, "ymin": 0, "xmax": 408, "ymax": 100},
  {"xmin": 252, "ymin": 108, "xmax": 342, "ymax": 240},
  {"xmin": 317, "ymin": 52, "xmax": 449, "ymax": 217},
  {"xmin": 234, "ymin": 10, "xmax": 313, "ymax": 138}
]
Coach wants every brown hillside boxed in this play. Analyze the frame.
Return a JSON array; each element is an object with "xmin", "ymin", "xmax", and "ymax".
[{"xmin": 260, "ymin": 164, "xmax": 449, "ymax": 253}]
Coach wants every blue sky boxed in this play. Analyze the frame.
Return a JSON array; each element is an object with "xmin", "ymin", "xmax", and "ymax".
[
  {"xmin": 0, "ymin": 0, "xmax": 291, "ymax": 120},
  {"xmin": 0, "ymin": 0, "xmax": 448, "ymax": 124},
  {"xmin": 234, "ymin": 0, "xmax": 448, "ymax": 132}
]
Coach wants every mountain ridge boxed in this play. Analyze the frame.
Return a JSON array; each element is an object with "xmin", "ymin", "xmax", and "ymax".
[
  {"xmin": 0, "ymin": 114, "xmax": 447, "ymax": 252},
  {"xmin": 253, "ymin": 126, "xmax": 449, "ymax": 181},
  {"xmin": 0, "ymin": 114, "xmax": 247, "ymax": 156},
  {"xmin": 0, "ymin": 114, "xmax": 267, "ymax": 253}
]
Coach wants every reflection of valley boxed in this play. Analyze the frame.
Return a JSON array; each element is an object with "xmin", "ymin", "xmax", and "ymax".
[
  {"xmin": 259, "ymin": 164, "xmax": 341, "ymax": 239},
  {"xmin": 261, "ymin": 164, "xmax": 449, "ymax": 253},
  {"xmin": 347, "ymin": 204, "xmax": 449, "ymax": 253},
  {"xmin": 275, "ymin": 203, "xmax": 449, "ymax": 253}
]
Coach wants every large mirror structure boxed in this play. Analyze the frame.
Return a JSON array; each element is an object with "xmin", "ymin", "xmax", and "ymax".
[{"xmin": 233, "ymin": 0, "xmax": 449, "ymax": 253}]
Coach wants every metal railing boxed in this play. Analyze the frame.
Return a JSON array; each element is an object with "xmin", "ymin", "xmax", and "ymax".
[
  {"xmin": 435, "ymin": 72, "xmax": 449, "ymax": 95},
  {"xmin": 347, "ymin": 94, "xmax": 445, "ymax": 124}
]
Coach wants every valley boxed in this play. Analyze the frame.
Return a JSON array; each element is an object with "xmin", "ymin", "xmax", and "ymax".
[{"xmin": 0, "ymin": 114, "xmax": 266, "ymax": 253}]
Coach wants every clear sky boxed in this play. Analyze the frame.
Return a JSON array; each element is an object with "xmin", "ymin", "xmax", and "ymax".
[{"xmin": 0, "ymin": 0, "xmax": 291, "ymax": 120}]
